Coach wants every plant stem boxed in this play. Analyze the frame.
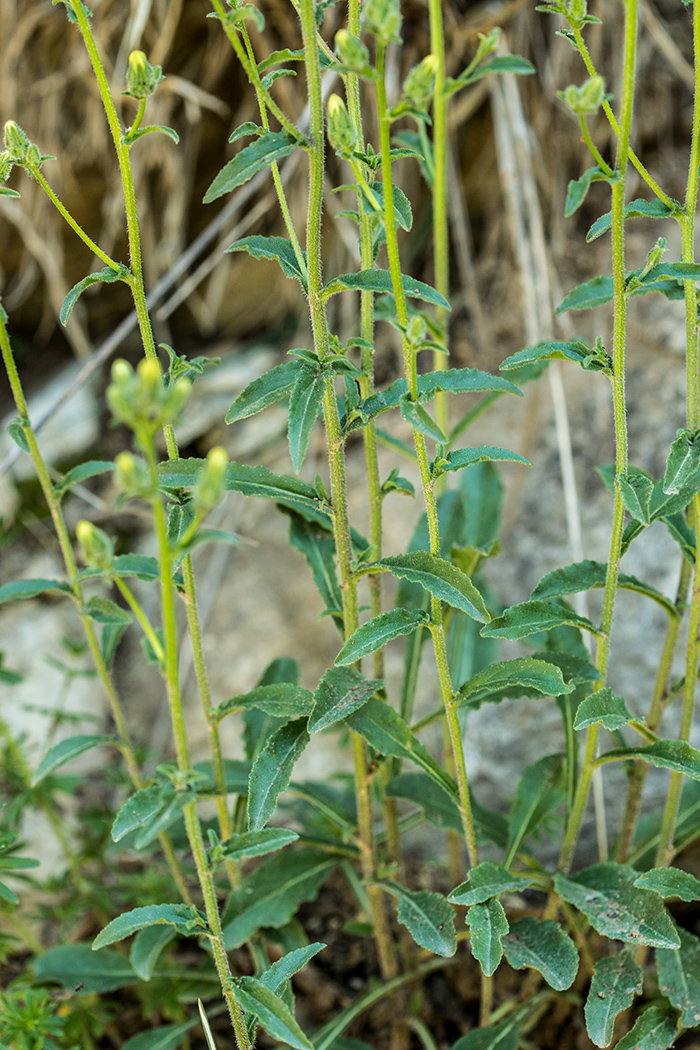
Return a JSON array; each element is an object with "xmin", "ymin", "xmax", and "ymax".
[{"xmin": 32, "ymin": 170, "xmax": 123, "ymax": 272}]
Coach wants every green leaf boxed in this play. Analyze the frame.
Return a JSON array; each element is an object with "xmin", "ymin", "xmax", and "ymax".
[
  {"xmin": 400, "ymin": 398, "xmax": 447, "ymax": 442},
  {"xmin": 663, "ymin": 429, "xmax": 700, "ymax": 495},
  {"xmin": 53, "ymin": 459, "xmax": 115, "ymax": 499},
  {"xmin": 83, "ymin": 595, "xmax": 132, "ymax": 624},
  {"xmin": 378, "ymin": 880, "xmax": 456, "ymax": 957},
  {"xmin": 467, "ymin": 899, "xmax": 509, "ymax": 976},
  {"xmin": 574, "ymin": 688, "xmax": 634, "ymax": 731},
  {"xmin": 457, "ymin": 657, "xmax": 575, "ymax": 711},
  {"xmin": 432, "ymin": 446, "xmax": 530, "ymax": 478},
  {"xmin": 309, "ymin": 667, "xmax": 380, "ymax": 732},
  {"xmin": 33, "ymin": 944, "xmax": 137, "ymax": 993},
  {"xmin": 451, "ymin": 1018, "xmax": 521, "ymax": 1050},
  {"xmin": 257, "ymin": 48, "xmax": 304, "ymax": 74},
  {"xmin": 7, "ymin": 418, "xmax": 30, "ymax": 453},
  {"xmin": 129, "ymin": 925, "xmax": 176, "ymax": 981},
  {"xmin": 597, "ymin": 739, "xmax": 700, "ymax": 780},
  {"xmin": 222, "ymin": 849, "xmax": 335, "ymax": 948},
  {"xmin": 128, "ymin": 124, "xmax": 180, "ymax": 145},
  {"xmin": 614, "ymin": 1005, "xmax": 679, "ymax": 1050},
  {"xmin": 226, "ymin": 361, "xmax": 301, "ymax": 423},
  {"xmin": 284, "ymin": 509, "xmax": 343, "ymax": 630},
  {"xmin": 386, "ymin": 773, "xmax": 508, "ymax": 846},
  {"xmin": 334, "ymin": 608, "xmax": 430, "ymax": 665},
  {"xmin": 565, "ymin": 165, "xmax": 618, "ymax": 217},
  {"xmin": 449, "ymin": 862, "xmax": 531, "ymax": 906},
  {"xmin": 481, "ymin": 598, "xmax": 599, "ymax": 640},
  {"xmin": 323, "ymin": 268, "xmax": 450, "ymax": 309},
  {"xmin": 369, "ymin": 181, "xmax": 413, "ymax": 230},
  {"xmin": 217, "ymin": 684, "xmax": 314, "ymax": 722},
  {"xmin": 356, "ymin": 369, "xmax": 520, "ymax": 427},
  {"xmin": 619, "ymin": 472, "xmax": 654, "ymax": 523},
  {"xmin": 235, "ymin": 976, "xmax": 313, "ymax": 1050},
  {"xmin": 554, "ymin": 864, "xmax": 680, "ymax": 948},
  {"xmin": 446, "ymin": 54, "xmax": 535, "ymax": 95},
  {"xmin": 502, "ymin": 916, "xmax": 579, "ymax": 990},
  {"xmin": 226, "ymin": 236, "xmax": 307, "ymax": 288},
  {"xmin": 656, "ymin": 928, "xmax": 700, "ymax": 1027},
  {"xmin": 556, "ymin": 274, "xmax": 615, "ymax": 314},
  {"xmin": 633, "ymin": 867, "xmax": 700, "ymax": 901},
  {"xmin": 530, "ymin": 559, "xmax": 676, "ymax": 619},
  {"xmin": 120, "ymin": 1019, "xmax": 200, "ymax": 1050},
  {"xmin": 248, "ymin": 719, "xmax": 310, "ymax": 832},
  {"xmin": 204, "ymin": 131, "xmax": 299, "ymax": 203},
  {"xmin": 585, "ymin": 951, "xmax": 643, "ymax": 1047},
  {"xmin": 288, "ymin": 367, "xmax": 325, "ymax": 472},
  {"xmin": 93, "ymin": 904, "xmax": 207, "ymax": 950},
  {"xmin": 32, "ymin": 734, "xmax": 117, "ymax": 785},
  {"xmin": 257, "ymin": 943, "xmax": 326, "ymax": 992},
  {"xmin": 220, "ymin": 828, "xmax": 299, "ymax": 862},
  {"xmin": 500, "ymin": 340, "xmax": 606, "ymax": 372},
  {"xmin": 587, "ymin": 198, "xmax": 677, "ymax": 242},
  {"xmin": 112, "ymin": 784, "xmax": 168, "ymax": 842},
  {"xmin": 0, "ymin": 577, "xmax": 72, "ymax": 604},
  {"xmin": 507, "ymin": 754, "xmax": 565, "ymax": 863},
  {"xmin": 60, "ymin": 264, "xmax": 129, "ymax": 325},
  {"xmin": 369, "ymin": 551, "xmax": 490, "ymax": 622}
]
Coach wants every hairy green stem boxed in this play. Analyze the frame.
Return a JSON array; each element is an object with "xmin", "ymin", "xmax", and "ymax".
[{"xmin": 32, "ymin": 170, "xmax": 122, "ymax": 272}]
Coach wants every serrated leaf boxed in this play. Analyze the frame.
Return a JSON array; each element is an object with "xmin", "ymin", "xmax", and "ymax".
[
  {"xmin": 433, "ymin": 446, "xmax": 530, "ymax": 477},
  {"xmin": 220, "ymin": 828, "xmax": 299, "ymax": 862},
  {"xmin": 614, "ymin": 1005, "xmax": 679, "ymax": 1050},
  {"xmin": 502, "ymin": 916, "xmax": 579, "ymax": 990},
  {"xmin": 129, "ymin": 924, "xmax": 176, "ymax": 981},
  {"xmin": 357, "ymin": 368, "xmax": 520, "ymax": 425},
  {"xmin": 468, "ymin": 898, "xmax": 509, "ymax": 976},
  {"xmin": 530, "ymin": 559, "xmax": 676, "ymax": 618},
  {"xmin": 369, "ymin": 181, "xmax": 413, "ymax": 230},
  {"xmin": 633, "ymin": 867, "xmax": 700, "ymax": 901},
  {"xmin": 556, "ymin": 274, "xmax": 615, "ymax": 314},
  {"xmin": 120, "ymin": 1019, "xmax": 200, "ymax": 1050},
  {"xmin": 248, "ymin": 718, "xmax": 310, "ymax": 832},
  {"xmin": 663, "ymin": 429, "xmax": 700, "ymax": 495},
  {"xmin": 60, "ymin": 264, "xmax": 128, "ymax": 325},
  {"xmin": 217, "ymin": 684, "xmax": 314, "ymax": 722},
  {"xmin": 33, "ymin": 944, "xmax": 137, "ymax": 993},
  {"xmin": 226, "ymin": 235, "xmax": 307, "ymax": 288},
  {"xmin": 84, "ymin": 595, "xmax": 132, "ymax": 624},
  {"xmin": 457, "ymin": 657, "xmax": 574, "ymax": 711},
  {"xmin": 400, "ymin": 397, "xmax": 447, "ymax": 442},
  {"xmin": 585, "ymin": 951, "xmax": 643, "ymax": 1047},
  {"xmin": 554, "ymin": 863, "xmax": 680, "ymax": 948},
  {"xmin": 222, "ymin": 849, "xmax": 335, "ymax": 948},
  {"xmin": 32, "ymin": 734, "xmax": 117, "ymax": 785},
  {"xmin": 597, "ymin": 739, "xmax": 700, "ymax": 780},
  {"xmin": 500, "ymin": 340, "xmax": 598, "ymax": 371},
  {"xmin": 288, "ymin": 367, "xmax": 325, "ymax": 472},
  {"xmin": 323, "ymin": 268, "xmax": 449, "ymax": 309},
  {"xmin": 0, "ymin": 577, "xmax": 73, "ymax": 604},
  {"xmin": 619, "ymin": 472, "xmax": 654, "ymax": 523},
  {"xmin": 93, "ymin": 904, "xmax": 206, "ymax": 950},
  {"xmin": 204, "ymin": 132, "xmax": 299, "ymax": 203},
  {"xmin": 587, "ymin": 198, "xmax": 677, "ymax": 242},
  {"xmin": 574, "ymin": 688, "xmax": 634, "ymax": 731},
  {"xmin": 335, "ymin": 608, "xmax": 430, "ymax": 665},
  {"xmin": 379, "ymin": 880, "xmax": 456, "ymax": 957},
  {"xmin": 235, "ymin": 976, "xmax": 313, "ymax": 1050},
  {"xmin": 481, "ymin": 598, "xmax": 599, "ymax": 640},
  {"xmin": 369, "ymin": 551, "xmax": 490, "ymax": 622},
  {"xmin": 507, "ymin": 754, "xmax": 565, "ymax": 863},
  {"xmin": 226, "ymin": 361, "xmax": 301, "ymax": 423},
  {"xmin": 656, "ymin": 928, "xmax": 700, "ymax": 1027},
  {"xmin": 309, "ymin": 667, "xmax": 380, "ymax": 732},
  {"xmin": 449, "ymin": 861, "xmax": 532, "ymax": 906}
]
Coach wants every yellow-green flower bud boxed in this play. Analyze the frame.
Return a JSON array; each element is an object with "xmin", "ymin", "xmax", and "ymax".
[
  {"xmin": 406, "ymin": 314, "xmax": 427, "ymax": 347},
  {"xmin": 25, "ymin": 143, "xmax": 41, "ymax": 171},
  {"xmin": 4, "ymin": 121, "xmax": 29, "ymax": 163},
  {"xmin": 559, "ymin": 76, "xmax": 605, "ymax": 116},
  {"xmin": 362, "ymin": 0, "xmax": 402, "ymax": 44},
  {"xmin": 125, "ymin": 50, "xmax": 164, "ymax": 100},
  {"xmin": 403, "ymin": 54, "xmax": 438, "ymax": 103},
  {"xmin": 107, "ymin": 357, "xmax": 190, "ymax": 432},
  {"xmin": 114, "ymin": 451, "xmax": 153, "ymax": 497},
  {"xmin": 335, "ymin": 29, "xmax": 370, "ymax": 72},
  {"xmin": 161, "ymin": 375, "xmax": 191, "ymax": 423},
  {"xmin": 567, "ymin": 0, "xmax": 587, "ymax": 22},
  {"xmin": 474, "ymin": 29, "xmax": 500, "ymax": 64},
  {"xmin": 327, "ymin": 94, "xmax": 357, "ymax": 155},
  {"xmin": 76, "ymin": 519, "xmax": 113, "ymax": 571},
  {"xmin": 195, "ymin": 446, "xmax": 228, "ymax": 511}
]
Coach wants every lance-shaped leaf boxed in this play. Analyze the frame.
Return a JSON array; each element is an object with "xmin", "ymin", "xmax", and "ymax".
[
  {"xmin": 366, "ymin": 551, "xmax": 490, "ymax": 622},
  {"xmin": 335, "ymin": 608, "xmax": 430, "ymax": 665},
  {"xmin": 54, "ymin": 459, "xmax": 115, "ymax": 500},
  {"xmin": 222, "ymin": 849, "xmax": 335, "ymax": 948},
  {"xmin": 60, "ymin": 264, "xmax": 129, "ymax": 325},
  {"xmin": 234, "ymin": 976, "xmax": 313, "ymax": 1050},
  {"xmin": 386, "ymin": 773, "xmax": 509, "ymax": 846},
  {"xmin": 530, "ymin": 559, "xmax": 676, "ymax": 619},
  {"xmin": 596, "ymin": 739, "xmax": 700, "ymax": 780},
  {"xmin": 554, "ymin": 864, "xmax": 680, "ymax": 948},
  {"xmin": 322, "ymin": 268, "xmax": 449, "ymax": 309},
  {"xmin": 565, "ymin": 165, "xmax": 619, "ymax": 217},
  {"xmin": 248, "ymin": 718, "xmax": 310, "ymax": 831},
  {"xmin": 257, "ymin": 943, "xmax": 326, "ymax": 992},
  {"xmin": 500, "ymin": 340, "xmax": 607, "ymax": 372},
  {"xmin": 400, "ymin": 397, "xmax": 447, "ymax": 442},
  {"xmin": 656, "ymin": 928, "xmax": 700, "ymax": 1027},
  {"xmin": 226, "ymin": 236, "xmax": 306, "ymax": 288},
  {"xmin": 614, "ymin": 1005, "xmax": 679, "ymax": 1050},
  {"xmin": 587, "ymin": 198, "xmax": 678, "ymax": 242},
  {"xmin": 358, "ymin": 368, "xmax": 520, "ymax": 424},
  {"xmin": 634, "ymin": 867, "xmax": 700, "ymax": 901},
  {"xmin": 226, "ymin": 360, "xmax": 301, "ymax": 423},
  {"xmin": 481, "ymin": 598, "xmax": 599, "ymax": 640},
  {"xmin": 288, "ymin": 368, "xmax": 325, "ymax": 472},
  {"xmin": 663, "ymin": 429, "xmax": 700, "ymax": 495},
  {"xmin": 457, "ymin": 657, "xmax": 574, "ymax": 711},
  {"xmin": 309, "ymin": 667, "xmax": 380, "ymax": 732},
  {"xmin": 217, "ymin": 683, "xmax": 314, "ymax": 722},
  {"xmin": 283, "ymin": 509, "xmax": 343, "ymax": 630},
  {"xmin": 449, "ymin": 861, "xmax": 531, "ymax": 906},
  {"xmin": 585, "ymin": 951, "xmax": 643, "ymax": 1047},
  {"xmin": 502, "ymin": 916, "xmax": 579, "ymax": 990},
  {"xmin": 378, "ymin": 880, "xmax": 456, "ymax": 957},
  {"xmin": 34, "ymin": 944, "xmax": 137, "ymax": 994},
  {"xmin": 0, "ymin": 578, "xmax": 73, "ymax": 604},
  {"xmin": 111, "ymin": 783, "xmax": 182, "ymax": 843},
  {"xmin": 92, "ymin": 904, "xmax": 207, "ymax": 950},
  {"xmin": 121, "ymin": 1019, "xmax": 200, "ymax": 1050},
  {"xmin": 507, "ymin": 754, "xmax": 565, "ymax": 864},
  {"xmin": 204, "ymin": 131, "xmax": 299, "ymax": 202},
  {"xmin": 556, "ymin": 274, "xmax": 615, "ymax": 314},
  {"xmin": 32, "ymin": 734, "xmax": 119, "ymax": 786},
  {"xmin": 468, "ymin": 899, "xmax": 509, "ymax": 976},
  {"xmin": 432, "ymin": 446, "xmax": 530, "ymax": 478},
  {"xmin": 574, "ymin": 688, "xmax": 635, "ymax": 731},
  {"xmin": 219, "ymin": 828, "xmax": 299, "ymax": 862},
  {"xmin": 619, "ymin": 472, "xmax": 654, "ymax": 523},
  {"xmin": 129, "ymin": 925, "xmax": 176, "ymax": 982},
  {"xmin": 84, "ymin": 596, "xmax": 133, "ymax": 625}
]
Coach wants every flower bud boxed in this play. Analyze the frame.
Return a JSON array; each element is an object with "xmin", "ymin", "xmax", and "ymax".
[
  {"xmin": 125, "ymin": 50, "xmax": 164, "ymax": 100},
  {"xmin": 567, "ymin": 0, "xmax": 587, "ymax": 22},
  {"xmin": 194, "ymin": 446, "xmax": 228, "ymax": 511},
  {"xmin": 327, "ymin": 94, "xmax": 357, "ymax": 155},
  {"xmin": 4, "ymin": 121, "xmax": 29, "ymax": 163},
  {"xmin": 114, "ymin": 451, "xmax": 153, "ymax": 497},
  {"xmin": 406, "ymin": 314, "xmax": 427, "ymax": 347},
  {"xmin": 161, "ymin": 376, "xmax": 191, "ymax": 423},
  {"xmin": 76, "ymin": 519, "xmax": 114, "ymax": 571},
  {"xmin": 559, "ymin": 76, "xmax": 605, "ymax": 116},
  {"xmin": 335, "ymin": 29, "xmax": 370, "ymax": 72},
  {"xmin": 107, "ymin": 357, "xmax": 190, "ymax": 432},
  {"xmin": 403, "ymin": 54, "xmax": 438, "ymax": 103},
  {"xmin": 474, "ymin": 29, "xmax": 500, "ymax": 64},
  {"xmin": 362, "ymin": 0, "xmax": 402, "ymax": 44},
  {"xmin": 25, "ymin": 143, "xmax": 42, "ymax": 171}
]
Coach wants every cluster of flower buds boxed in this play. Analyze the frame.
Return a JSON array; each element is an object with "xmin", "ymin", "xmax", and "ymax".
[
  {"xmin": 327, "ymin": 94, "xmax": 358, "ymax": 156},
  {"xmin": 124, "ymin": 50, "xmax": 164, "ymax": 100},
  {"xmin": 362, "ymin": 0, "xmax": 402, "ymax": 45},
  {"xmin": 76, "ymin": 520, "xmax": 114, "ymax": 572},
  {"xmin": 2, "ymin": 120, "xmax": 52, "ymax": 176},
  {"xmin": 107, "ymin": 358, "xmax": 190, "ymax": 437},
  {"xmin": 558, "ymin": 76, "xmax": 605, "ymax": 116}
]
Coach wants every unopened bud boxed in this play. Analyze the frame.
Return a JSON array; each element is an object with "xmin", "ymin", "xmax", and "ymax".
[
  {"xmin": 76, "ymin": 519, "xmax": 113, "ymax": 571},
  {"xmin": 125, "ymin": 50, "xmax": 164, "ymax": 100},
  {"xmin": 475, "ymin": 29, "xmax": 500, "ymax": 64},
  {"xmin": 567, "ymin": 0, "xmax": 587, "ymax": 22},
  {"xmin": 161, "ymin": 375, "xmax": 191, "ymax": 423},
  {"xmin": 559, "ymin": 76, "xmax": 605, "ymax": 115},
  {"xmin": 25, "ymin": 143, "xmax": 41, "ymax": 170},
  {"xmin": 362, "ymin": 0, "xmax": 402, "ymax": 44},
  {"xmin": 335, "ymin": 29, "xmax": 370, "ymax": 72},
  {"xmin": 406, "ymin": 314, "xmax": 427, "ymax": 346},
  {"xmin": 4, "ymin": 121, "xmax": 29, "ymax": 163},
  {"xmin": 195, "ymin": 446, "xmax": 228, "ymax": 511},
  {"xmin": 114, "ymin": 451, "xmax": 153, "ymax": 497},
  {"xmin": 403, "ymin": 54, "xmax": 438, "ymax": 103},
  {"xmin": 327, "ymin": 94, "xmax": 357, "ymax": 155}
]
